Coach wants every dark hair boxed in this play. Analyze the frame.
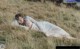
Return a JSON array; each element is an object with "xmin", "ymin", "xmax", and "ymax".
[{"xmin": 15, "ymin": 13, "xmax": 24, "ymax": 20}]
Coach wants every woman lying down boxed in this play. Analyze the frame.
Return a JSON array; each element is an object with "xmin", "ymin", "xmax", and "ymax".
[{"xmin": 11, "ymin": 13, "xmax": 75, "ymax": 39}]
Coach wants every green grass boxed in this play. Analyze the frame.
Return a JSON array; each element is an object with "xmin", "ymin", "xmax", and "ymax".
[{"xmin": 0, "ymin": 0, "xmax": 80, "ymax": 49}]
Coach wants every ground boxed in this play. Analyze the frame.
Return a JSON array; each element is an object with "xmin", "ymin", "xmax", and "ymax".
[{"xmin": 0, "ymin": 0, "xmax": 80, "ymax": 49}]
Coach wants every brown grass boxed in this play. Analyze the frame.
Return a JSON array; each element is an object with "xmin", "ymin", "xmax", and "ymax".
[{"xmin": 0, "ymin": 0, "xmax": 80, "ymax": 49}]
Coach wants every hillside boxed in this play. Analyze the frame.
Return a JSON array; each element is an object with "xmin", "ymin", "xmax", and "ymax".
[{"xmin": 0, "ymin": 0, "xmax": 80, "ymax": 49}]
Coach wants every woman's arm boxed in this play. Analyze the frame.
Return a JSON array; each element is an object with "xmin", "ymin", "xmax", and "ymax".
[
  {"xmin": 25, "ymin": 16, "xmax": 41, "ymax": 30},
  {"xmin": 11, "ymin": 20, "xmax": 19, "ymax": 26},
  {"xmin": 11, "ymin": 20, "xmax": 29, "ymax": 30}
]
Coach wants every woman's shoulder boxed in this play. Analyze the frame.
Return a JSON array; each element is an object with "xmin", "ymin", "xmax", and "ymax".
[
  {"xmin": 25, "ymin": 16, "xmax": 31, "ymax": 18},
  {"xmin": 24, "ymin": 16, "xmax": 32, "ymax": 19}
]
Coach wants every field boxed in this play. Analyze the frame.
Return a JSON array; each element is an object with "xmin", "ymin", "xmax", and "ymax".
[{"xmin": 0, "ymin": 0, "xmax": 80, "ymax": 49}]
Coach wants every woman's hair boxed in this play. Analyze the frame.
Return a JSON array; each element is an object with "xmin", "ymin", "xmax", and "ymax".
[{"xmin": 15, "ymin": 13, "xmax": 25, "ymax": 20}]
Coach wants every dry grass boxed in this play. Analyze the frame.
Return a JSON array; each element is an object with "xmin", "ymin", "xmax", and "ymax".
[{"xmin": 0, "ymin": 0, "xmax": 80, "ymax": 49}]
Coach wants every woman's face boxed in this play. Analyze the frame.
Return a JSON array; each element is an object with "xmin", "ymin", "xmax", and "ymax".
[{"xmin": 18, "ymin": 17, "xmax": 24, "ymax": 24}]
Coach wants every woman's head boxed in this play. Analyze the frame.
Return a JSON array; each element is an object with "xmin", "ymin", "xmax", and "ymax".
[{"xmin": 15, "ymin": 13, "xmax": 25, "ymax": 24}]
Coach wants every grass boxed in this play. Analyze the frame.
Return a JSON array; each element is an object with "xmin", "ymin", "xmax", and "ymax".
[{"xmin": 0, "ymin": 0, "xmax": 80, "ymax": 49}]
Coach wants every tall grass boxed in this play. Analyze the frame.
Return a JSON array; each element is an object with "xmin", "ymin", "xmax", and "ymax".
[
  {"xmin": 0, "ymin": 0, "xmax": 80, "ymax": 49},
  {"xmin": 0, "ymin": 24, "xmax": 80, "ymax": 49}
]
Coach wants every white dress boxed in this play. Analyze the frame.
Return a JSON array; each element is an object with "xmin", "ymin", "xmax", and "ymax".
[{"xmin": 11, "ymin": 16, "xmax": 74, "ymax": 39}]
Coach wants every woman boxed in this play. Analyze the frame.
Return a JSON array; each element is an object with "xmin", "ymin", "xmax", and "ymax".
[{"xmin": 11, "ymin": 13, "xmax": 75, "ymax": 39}]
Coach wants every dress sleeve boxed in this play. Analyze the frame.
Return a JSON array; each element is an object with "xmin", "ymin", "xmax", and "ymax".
[{"xmin": 26, "ymin": 16, "xmax": 37, "ymax": 24}]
